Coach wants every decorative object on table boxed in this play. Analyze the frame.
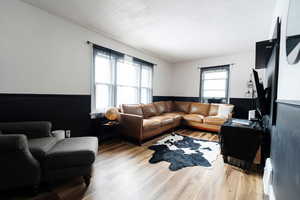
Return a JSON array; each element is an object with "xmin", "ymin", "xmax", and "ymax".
[
  {"xmin": 245, "ymin": 72, "xmax": 256, "ymax": 98},
  {"xmin": 92, "ymin": 107, "xmax": 121, "ymax": 142},
  {"xmin": 105, "ymin": 107, "xmax": 120, "ymax": 121},
  {"xmin": 248, "ymin": 110, "xmax": 257, "ymax": 121},
  {"xmin": 51, "ymin": 130, "xmax": 65, "ymax": 140},
  {"xmin": 65, "ymin": 130, "xmax": 71, "ymax": 138},
  {"xmin": 148, "ymin": 133, "xmax": 220, "ymax": 171}
]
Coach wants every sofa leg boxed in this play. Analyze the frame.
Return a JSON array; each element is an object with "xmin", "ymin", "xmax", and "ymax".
[{"xmin": 84, "ymin": 175, "xmax": 91, "ymax": 187}]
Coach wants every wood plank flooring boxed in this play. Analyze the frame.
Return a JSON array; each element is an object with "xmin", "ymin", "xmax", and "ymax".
[{"xmin": 8, "ymin": 129, "xmax": 263, "ymax": 200}]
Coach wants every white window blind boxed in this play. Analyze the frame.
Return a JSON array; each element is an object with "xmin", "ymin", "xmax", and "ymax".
[
  {"xmin": 92, "ymin": 46, "xmax": 153, "ymax": 113},
  {"xmin": 200, "ymin": 66, "xmax": 230, "ymax": 103}
]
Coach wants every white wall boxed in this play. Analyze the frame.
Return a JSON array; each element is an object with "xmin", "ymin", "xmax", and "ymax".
[
  {"xmin": 271, "ymin": 0, "xmax": 300, "ymax": 100},
  {"xmin": 170, "ymin": 51, "xmax": 265, "ymax": 98},
  {"xmin": 0, "ymin": 0, "xmax": 172, "ymax": 96}
]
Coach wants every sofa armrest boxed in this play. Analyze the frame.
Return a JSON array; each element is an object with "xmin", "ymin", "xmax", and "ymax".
[
  {"xmin": 119, "ymin": 113, "xmax": 143, "ymax": 143},
  {"xmin": 0, "ymin": 134, "xmax": 40, "ymax": 190},
  {"xmin": 0, "ymin": 121, "xmax": 52, "ymax": 139}
]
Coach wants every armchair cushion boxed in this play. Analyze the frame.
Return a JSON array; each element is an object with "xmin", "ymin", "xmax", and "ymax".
[
  {"xmin": 0, "ymin": 121, "xmax": 52, "ymax": 139},
  {"xmin": 45, "ymin": 137, "xmax": 98, "ymax": 170},
  {"xmin": 28, "ymin": 137, "xmax": 58, "ymax": 162}
]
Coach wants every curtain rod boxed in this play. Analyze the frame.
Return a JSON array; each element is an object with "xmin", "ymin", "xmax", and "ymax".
[
  {"xmin": 197, "ymin": 63, "xmax": 235, "ymax": 70},
  {"xmin": 86, "ymin": 40, "xmax": 157, "ymax": 66}
]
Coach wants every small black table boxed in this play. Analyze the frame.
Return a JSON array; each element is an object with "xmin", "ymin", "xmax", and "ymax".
[
  {"xmin": 92, "ymin": 119, "xmax": 120, "ymax": 142},
  {"xmin": 220, "ymin": 119, "xmax": 264, "ymax": 170}
]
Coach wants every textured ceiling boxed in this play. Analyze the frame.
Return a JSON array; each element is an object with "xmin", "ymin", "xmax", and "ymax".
[{"xmin": 21, "ymin": 0, "xmax": 275, "ymax": 63}]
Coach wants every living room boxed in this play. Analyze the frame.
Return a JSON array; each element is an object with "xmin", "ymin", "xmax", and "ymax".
[{"xmin": 0, "ymin": 0, "xmax": 299, "ymax": 200}]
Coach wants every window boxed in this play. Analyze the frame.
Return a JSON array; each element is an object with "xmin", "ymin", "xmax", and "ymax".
[
  {"xmin": 91, "ymin": 45, "xmax": 153, "ymax": 113},
  {"xmin": 200, "ymin": 65, "xmax": 230, "ymax": 103}
]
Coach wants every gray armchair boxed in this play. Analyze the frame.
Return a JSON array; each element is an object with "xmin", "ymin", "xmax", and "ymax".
[
  {"xmin": 0, "ymin": 134, "xmax": 40, "ymax": 191},
  {"xmin": 0, "ymin": 121, "xmax": 98, "ymax": 192}
]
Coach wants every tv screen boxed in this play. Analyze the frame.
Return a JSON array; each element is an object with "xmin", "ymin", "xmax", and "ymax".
[{"xmin": 253, "ymin": 69, "xmax": 267, "ymax": 117}]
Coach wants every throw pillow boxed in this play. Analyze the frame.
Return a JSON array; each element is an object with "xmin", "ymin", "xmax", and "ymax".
[{"xmin": 217, "ymin": 105, "xmax": 234, "ymax": 119}]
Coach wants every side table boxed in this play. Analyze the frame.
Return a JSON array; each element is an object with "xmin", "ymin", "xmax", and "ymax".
[
  {"xmin": 92, "ymin": 119, "xmax": 120, "ymax": 142},
  {"xmin": 220, "ymin": 119, "xmax": 264, "ymax": 170}
]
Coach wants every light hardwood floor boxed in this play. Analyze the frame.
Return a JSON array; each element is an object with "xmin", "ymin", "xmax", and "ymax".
[{"xmin": 10, "ymin": 129, "xmax": 263, "ymax": 200}]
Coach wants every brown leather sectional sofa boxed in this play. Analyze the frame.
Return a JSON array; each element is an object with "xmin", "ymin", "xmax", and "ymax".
[{"xmin": 120, "ymin": 101, "xmax": 234, "ymax": 144}]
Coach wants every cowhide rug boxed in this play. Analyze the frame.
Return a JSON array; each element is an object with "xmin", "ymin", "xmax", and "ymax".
[{"xmin": 148, "ymin": 133, "xmax": 220, "ymax": 171}]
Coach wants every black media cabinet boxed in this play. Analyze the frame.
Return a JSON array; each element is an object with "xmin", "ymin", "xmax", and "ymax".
[{"xmin": 220, "ymin": 119, "xmax": 265, "ymax": 170}]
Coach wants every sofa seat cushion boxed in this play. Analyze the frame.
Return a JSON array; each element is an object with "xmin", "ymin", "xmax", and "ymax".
[
  {"xmin": 162, "ymin": 112, "xmax": 184, "ymax": 123},
  {"xmin": 143, "ymin": 119, "xmax": 161, "ymax": 131},
  {"xmin": 203, "ymin": 116, "xmax": 227, "ymax": 126},
  {"xmin": 151, "ymin": 116, "xmax": 174, "ymax": 126},
  {"xmin": 162, "ymin": 112, "xmax": 185, "ymax": 118},
  {"xmin": 183, "ymin": 114, "xmax": 204, "ymax": 123},
  {"xmin": 45, "ymin": 137, "xmax": 98, "ymax": 170},
  {"xmin": 28, "ymin": 137, "xmax": 58, "ymax": 162}
]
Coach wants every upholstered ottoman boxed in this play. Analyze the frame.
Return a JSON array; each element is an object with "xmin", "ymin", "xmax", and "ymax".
[{"xmin": 43, "ymin": 137, "xmax": 98, "ymax": 185}]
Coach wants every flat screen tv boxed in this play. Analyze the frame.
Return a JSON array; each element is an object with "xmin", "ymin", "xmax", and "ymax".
[{"xmin": 253, "ymin": 69, "xmax": 268, "ymax": 118}]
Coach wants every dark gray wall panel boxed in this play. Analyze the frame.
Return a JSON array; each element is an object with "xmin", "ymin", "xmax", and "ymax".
[
  {"xmin": 271, "ymin": 101, "xmax": 300, "ymax": 200},
  {"xmin": 0, "ymin": 93, "xmax": 92, "ymax": 137}
]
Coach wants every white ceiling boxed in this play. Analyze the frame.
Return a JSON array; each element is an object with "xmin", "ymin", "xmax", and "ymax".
[{"xmin": 21, "ymin": 0, "xmax": 275, "ymax": 63}]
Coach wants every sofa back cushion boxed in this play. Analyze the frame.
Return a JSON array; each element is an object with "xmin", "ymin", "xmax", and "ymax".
[
  {"xmin": 153, "ymin": 101, "xmax": 167, "ymax": 114},
  {"xmin": 121, "ymin": 104, "xmax": 143, "ymax": 116},
  {"xmin": 165, "ymin": 101, "xmax": 174, "ymax": 112},
  {"xmin": 208, "ymin": 104, "xmax": 219, "ymax": 116},
  {"xmin": 142, "ymin": 103, "xmax": 158, "ymax": 118},
  {"xmin": 0, "ymin": 121, "xmax": 52, "ymax": 139},
  {"xmin": 190, "ymin": 103, "xmax": 210, "ymax": 116},
  {"xmin": 174, "ymin": 101, "xmax": 191, "ymax": 113}
]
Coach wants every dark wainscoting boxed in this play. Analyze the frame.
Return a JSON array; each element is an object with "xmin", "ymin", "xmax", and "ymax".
[
  {"xmin": 271, "ymin": 100, "xmax": 300, "ymax": 200},
  {"xmin": 153, "ymin": 96, "xmax": 199, "ymax": 102},
  {"xmin": 153, "ymin": 96, "xmax": 255, "ymax": 119},
  {"xmin": 153, "ymin": 96, "xmax": 173, "ymax": 102},
  {"xmin": 229, "ymin": 98, "xmax": 256, "ymax": 119},
  {"xmin": 0, "ymin": 93, "xmax": 92, "ymax": 137}
]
